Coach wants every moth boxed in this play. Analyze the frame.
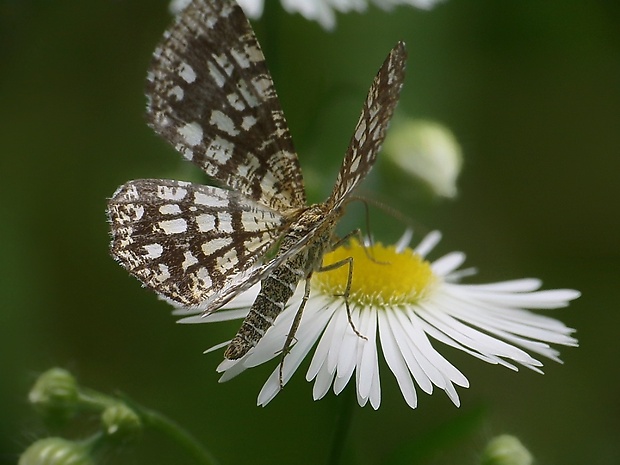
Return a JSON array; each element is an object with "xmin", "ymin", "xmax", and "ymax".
[{"xmin": 107, "ymin": 0, "xmax": 406, "ymax": 362}]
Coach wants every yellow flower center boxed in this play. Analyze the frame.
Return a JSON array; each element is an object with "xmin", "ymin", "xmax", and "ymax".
[{"xmin": 314, "ymin": 238, "xmax": 437, "ymax": 306}]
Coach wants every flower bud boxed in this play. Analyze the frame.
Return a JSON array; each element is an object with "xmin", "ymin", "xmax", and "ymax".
[
  {"xmin": 384, "ymin": 119, "xmax": 462, "ymax": 198},
  {"xmin": 19, "ymin": 437, "xmax": 95, "ymax": 465},
  {"xmin": 29, "ymin": 368, "xmax": 78, "ymax": 423},
  {"xmin": 101, "ymin": 403, "xmax": 142, "ymax": 442},
  {"xmin": 480, "ymin": 434, "xmax": 533, "ymax": 465}
]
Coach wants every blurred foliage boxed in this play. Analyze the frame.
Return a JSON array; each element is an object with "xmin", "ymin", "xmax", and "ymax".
[{"xmin": 1, "ymin": 1, "xmax": 619, "ymax": 464}]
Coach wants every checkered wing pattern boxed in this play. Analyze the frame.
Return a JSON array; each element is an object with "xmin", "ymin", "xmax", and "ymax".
[
  {"xmin": 146, "ymin": 0, "xmax": 306, "ymax": 212},
  {"xmin": 328, "ymin": 42, "xmax": 407, "ymax": 209},
  {"xmin": 108, "ymin": 179, "xmax": 287, "ymax": 308}
]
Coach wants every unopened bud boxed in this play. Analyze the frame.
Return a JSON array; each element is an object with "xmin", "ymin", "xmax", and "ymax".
[
  {"xmin": 29, "ymin": 368, "xmax": 78, "ymax": 423},
  {"xmin": 101, "ymin": 403, "xmax": 142, "ymax": 442},
  {"xmin": 19, "ymin": 437, "xmax": 95, "ymax": 465},
  {"xmin": 384, "ymin": 119, "xmax": 462, "ymax": 198},
  {"xmin": 480, "ymin": 434, "xmax": 533, "ymax": 465}
]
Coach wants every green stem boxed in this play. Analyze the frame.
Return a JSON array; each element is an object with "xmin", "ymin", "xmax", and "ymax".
[
  {"xmin": 327, "ymin": 385, "xmax": 356, "ymax": 465},
  {"xmin": 136, "ymin": 404, "xmax": 220, "ymax": 465},
  {"xmin": 77, "ymin": 386, "xmax": 217, "ymax": 465},
  {"xmin": 77, "ymin": 387, "xmax": 119, "ymax": 411}
]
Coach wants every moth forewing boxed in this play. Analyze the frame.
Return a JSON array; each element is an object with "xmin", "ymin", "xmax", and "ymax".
[{"xmin": 145, "ymin": 0, "xmax": 306, "ymax": 212}]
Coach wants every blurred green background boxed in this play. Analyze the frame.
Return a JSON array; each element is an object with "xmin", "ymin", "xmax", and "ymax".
[{"xmin": 1, "ymin": 0, "xmax": 619, "ymax": 464}]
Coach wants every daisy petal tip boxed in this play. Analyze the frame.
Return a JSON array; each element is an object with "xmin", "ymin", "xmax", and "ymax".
[{"xmin": 561, "ymin": 289, "xmax": 581, "ymax": 301}]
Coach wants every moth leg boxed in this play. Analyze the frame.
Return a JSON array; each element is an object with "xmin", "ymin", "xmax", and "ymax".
[
  {"xmin": 331, "ymin": 228, "xmax": 388, "ymax": 265},
  {"xmin": 330, "ymin": 228, "xmax": 361, "ymax": 249},
  {"xmin": 279, "ymin": 276, "xmax": 313, "ymax": 388},
  {"xmin": 319, "ymin": 257, "xmax": 367, "ymax": 342}
]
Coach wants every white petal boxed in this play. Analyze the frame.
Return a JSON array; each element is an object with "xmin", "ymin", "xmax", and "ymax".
[
  {"xmin": 331, "ymin": 0, "xmax": 367, "ymax": 14},
  {"xmin": 307, "ymin": 337, "xmax": 329, "ymax": 382},
  {"xmin": 176, "ymin": 308, "xmax": 249, "ymax": 324},
  {"xmin": 220, "ymin": 283, "xmax": 261, "ymax": 309},
  {"xmin": 440, "ymin": 287, "xmax": 577, "ymax": 345},
  {"xmin": 256, "ymin": 304, "xmax": 328, "ymax": 405},
  {"xmin": 442, "ymin": 379, "xmax": 461, "ymax": 407},
  {"xmin": 413, "ymin": 230, "xmax": 441, "ymax": 257},
  {"xmin": 217, "ymin": 356, "xmax": 249, "ymax": 382},
  {"xmin": 406, "ymin": 310, "xmax": 469, "ymax": 388},
  {"xmin": 368, "ymin": 365, "xmax": 382, "ymax": 410},
  {"xmin": 282, "ymin": 0, "xmax": 337, "ymax": 30},
  {"xmin": 445, "ymin": 293, "xmax": 576, "ymax": 341},
  {"xmin": 356, "ymin": 388, "xmax": 369, "ymax": 408},
  {"xmin": 417, "ymin": 295, "xmax": 543, "ymax": 368},
  {"xmin": 431, "ymin": 251, "xmax": 466, "ymax": 276},
  {"xmin": 307, "ymin": 300, "xmax": 344, "ymax": 380},
  {"xmin": 355, "ymin": 307, "xmax": 379, "ymax": 400},
  {"xmin": 203, "ymin": 340, "xmax": 230, "ymax": 354},
  {"xmin": 257, "ymin": 296, "xmax": 338, "ymax": 405},
  {"xmin": 257, "ymin": 370, "xmax": 282, "ymax": 406},
  {"xmin": 395, "ymin": 311, "xmax": 458, "ymax": 393},
  {"xmin": 444, "ymin": 267, "xmax": 478, "ymax": 282},
  {"xmin": 327, "ymin": 304, "xmax": 351, "ymax": 373},
  {"xmin": 451, "ymin": 285, "xmax": 580, "ymax": 309},
  {"xmin": 395, "ymin": 228, "xmax": 414, "ymax": 253},
  {"xmin": 168, "ymin": 0, "xmax": 191, "ymax": 15},
  {"xmin": 313, "ymin": 360, "xmax": 336, "ymax": 400},
  {"xmin": 236, "ymin": 0, "xmax": 265, "ymax": 18},
  {"xmin": 388, "ymin": 307, "xmax": 434, "ymax": 394},
  {"xmin": 279, "ymin": 309, "xmax": 331, "ymax": 385},
  {"xmin": 378, "ymin": 310, "xmax": 418, "ymax": 408},
  {"xmin": 416, "ymin": 315, "xmax": 519, "ymax": 370},
  {"xmin": 455, "ymin": 278, "xmax": 542, "ymax": 293},
  {"xmin": 333, "ymin": 307, "xmax": 362, "ymax": 394},
  {"xmin": 374, "ymin": 0, "xmax": 444, "ymax": 10},
  {"xmin": 333, "ymin": 369, "xmax": 351, "ymax": 395}
]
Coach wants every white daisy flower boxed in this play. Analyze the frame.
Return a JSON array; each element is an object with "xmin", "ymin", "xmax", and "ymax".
[
  {"xmin": 175, "ymin": 230, "xmax": 579, "ymax": 409},
  {"xmin": 169, "ymin": 0, "xmax": 443, "ymax": 30}
]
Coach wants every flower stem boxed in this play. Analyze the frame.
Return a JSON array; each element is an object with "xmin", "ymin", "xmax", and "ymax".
[
  {"xmin": 327, "ymin": 385, "xmax": 356, "ymax": 465},
  {"xmin": 131, "ymin": 401, "xmax": 219, "ymax": 465}
]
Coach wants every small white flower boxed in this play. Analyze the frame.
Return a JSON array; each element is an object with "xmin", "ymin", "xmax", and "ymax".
[
  {"xmin": 176, "ymin": 230, "xmax": 579, "ymax": 409},
  {"xmin": 384, "ymin": 119, "xmax": 463, "ymax": 198},
  {"xmin": 169, "ymin": 0, "xmax": 443, "ymax": 30}
]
